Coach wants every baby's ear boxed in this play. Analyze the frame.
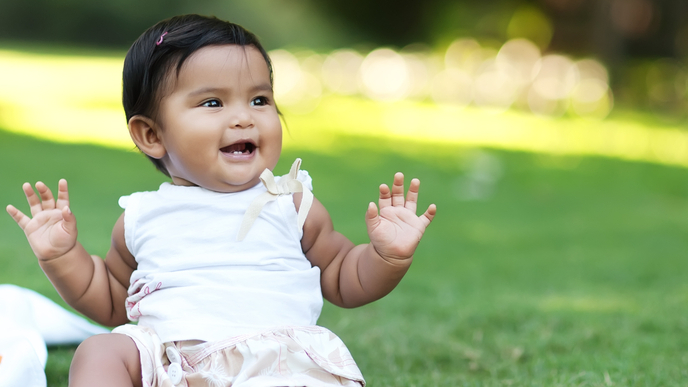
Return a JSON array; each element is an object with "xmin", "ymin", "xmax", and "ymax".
[{"xmin": 128, "ymin": 115, "xmax": 166, "ymax": 159}]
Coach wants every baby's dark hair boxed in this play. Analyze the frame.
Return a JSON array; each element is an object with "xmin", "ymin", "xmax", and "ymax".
[{"xmin": 122, "ymin": 14, "xmax": 274, "ymax": 176}]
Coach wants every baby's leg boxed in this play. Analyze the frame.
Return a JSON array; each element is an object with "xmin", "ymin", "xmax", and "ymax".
[{"xmin": 69, "ymin": 333, "xmax": 142, "ymax": 387}]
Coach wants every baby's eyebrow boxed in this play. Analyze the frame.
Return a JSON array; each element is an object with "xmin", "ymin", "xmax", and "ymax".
[
  {"xmin": 187, "ymin": 87, "xmax": 223, "ymax": 97},
  {"xmin": 250, "ymin": 83, "xmax": 273, "ymax": 93},
  {"xmin": 186, "ymin": 84, "xmax": 272, "ymax": 97}
]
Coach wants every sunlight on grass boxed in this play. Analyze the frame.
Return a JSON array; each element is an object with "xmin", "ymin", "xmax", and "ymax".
[
  {"xmin": 2, "ymin": 48, "xmax": 688, "ymax": 168},
  {"xmin": 0, "ymin": 49, "xmax": 127, "ymax": 148},
  {"xmin": 539, "ymin": 295, "xmax": 637, "ymax": 313},
  {"xmin": 287, "ymin": 96, "xmax": 688, "ymax": 168}
]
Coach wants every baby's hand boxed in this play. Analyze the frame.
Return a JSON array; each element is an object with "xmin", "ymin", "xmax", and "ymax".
[
  {"xmin": 6, "ymin": 179, "xmax": 78, "ymax": 261},
  {"xmin": 365, "ymin": 173, "xmax": 436, "ymax": 263}
]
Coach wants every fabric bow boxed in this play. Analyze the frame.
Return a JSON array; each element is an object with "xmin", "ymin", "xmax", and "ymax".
[{"xmin": 237, "ymin": 158, "xmax": 313, "ymax": 241}]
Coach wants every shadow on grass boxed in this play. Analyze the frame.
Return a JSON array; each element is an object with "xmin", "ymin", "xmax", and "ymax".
[{"xmin": 45, "ymin": 345, "xmax": 77, "ymax": 386}]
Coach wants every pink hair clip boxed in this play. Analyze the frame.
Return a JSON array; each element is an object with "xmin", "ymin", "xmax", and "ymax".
[{"xmin": 156, "ymin": 32, "xmax": 168, "ymax": 46}]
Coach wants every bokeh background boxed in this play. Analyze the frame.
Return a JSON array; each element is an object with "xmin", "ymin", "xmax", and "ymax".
[
  {"xmin": 2, "ymin": 0, "xmax": 688, "ymax": 163},
  {"xmin": 2, "ymin": 1, "xmax": 688, "ymax": 386}
]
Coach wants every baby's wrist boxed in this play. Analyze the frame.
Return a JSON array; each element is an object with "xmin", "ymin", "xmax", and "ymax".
[
  {"xmin": 35, "ymin": 241, "xmax": 79, "ymax": 262},
  {"xmin": 369, "ymin": 244, "xmax": 413, "ymax": 266}
]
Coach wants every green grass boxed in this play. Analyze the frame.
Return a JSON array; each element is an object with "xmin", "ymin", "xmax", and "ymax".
[{"xmin": 2, "ymin": 127, "xmax": 688, "ymax": 386}]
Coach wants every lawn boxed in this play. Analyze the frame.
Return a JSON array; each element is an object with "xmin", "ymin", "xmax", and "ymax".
[{"xmin": 2, "ymin": 120, "xmax": 688, "ymax": 386}]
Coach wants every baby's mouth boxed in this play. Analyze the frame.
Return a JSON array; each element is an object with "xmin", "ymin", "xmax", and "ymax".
[{"xmin": 221, "ymin": 141, "xmax": 256, "ymax": 155}]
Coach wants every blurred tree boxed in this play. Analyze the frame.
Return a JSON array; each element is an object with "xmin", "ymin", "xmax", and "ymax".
[
  {"xmin": 0, "ymin": 0, "xmax": 354, "ymax": 51},
  {"xmin": 0, "ymin": 0, "xmax": 182, "ymax": 47},
  {"xmin": 307, "ymin": 0, "xmax": 430, "ymax": 47},
  {"xmin": 541, "ymin": 0, "xmax": 688, "ymax": 72},
  {"xmin": 309, "ymin": 0, "xmax": 521, "ymax": 48},
  {"xmin": 0, "ymin": 0, "xmax": 685, "ymax": 65},
  {"xmin": 307, "ymin": 0, "xmax": 688, "ymax": 116},
  {"xmin": 310, "ymin": 0, "xmax": 688, "ymax": 62}
]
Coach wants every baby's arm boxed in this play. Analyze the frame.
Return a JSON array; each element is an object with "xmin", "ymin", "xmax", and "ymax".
[
  {"xmin": 302, "ymin": 173, "xmax": 436, "ymax": 308},
  {"xmin": 6, "ymin": 180, "xmax": 133, "ymax": 326}
]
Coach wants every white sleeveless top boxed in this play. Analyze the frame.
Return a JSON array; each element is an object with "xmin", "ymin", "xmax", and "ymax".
[{"xmin": 118, "ymin": 169, "xmax": 323, "ymax": 343}]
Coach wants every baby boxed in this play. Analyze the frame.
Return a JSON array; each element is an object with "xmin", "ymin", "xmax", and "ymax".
[{"xmin": 6, "ymin": 14, "xmax": 436, "ymax": 387}]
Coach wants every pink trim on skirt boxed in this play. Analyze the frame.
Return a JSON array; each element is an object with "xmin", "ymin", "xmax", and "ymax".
[{"xmin": 113, "ymin": 324, "xmax": 365, "ymax": 387}]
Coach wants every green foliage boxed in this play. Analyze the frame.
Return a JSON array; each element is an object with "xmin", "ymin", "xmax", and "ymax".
[
  {"xmin": 0, "ymin": 0, "xmax": 352, "ymax": 51},
  {"xmin": 2, "ymin": 127, "xmax": 688, "ymax": 386}
]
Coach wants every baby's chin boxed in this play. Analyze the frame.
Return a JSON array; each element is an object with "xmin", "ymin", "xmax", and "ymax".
[{"xmin": 170, "ymin": 175, "xmax": 262, "ymax": 193}]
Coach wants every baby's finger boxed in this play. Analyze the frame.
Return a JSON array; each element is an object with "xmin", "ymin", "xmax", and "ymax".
[
  {"xmin": 391, "ymin": 172, "xmax": 405, "ymax": 207},
  {"xmin": 419, "ymin": 204, "xmax": 437, "ymax": 228},
  {"xmin": 61, "ymin": 206, "xmax": 78, "ymax": 236},
  {"xmin": 56, "ymin": 179, "xmax": 70, "ymax": 209},
  {"xmin": 6, "ymin": 205, "xmax": 31, "ymax": 230},
  {"xmin": 405, "ymin": 178, "xmax": 420, "ymax": 214},
  {"xmin": 365, "ymin": 202, "xmax": 380, "ymax": 230},
  {"xmin": 24, "ymin": 183, "xmax": 43, "ymax": 217},
  {"xmin": 378, "ymin": 184, "xmax": 392, "ymax": 209},
  {"xmin": 36, "ymin": 181, "xmax": 56, "ymax": 211}
]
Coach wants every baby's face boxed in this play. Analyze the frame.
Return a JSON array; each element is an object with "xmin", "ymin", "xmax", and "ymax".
[{"xmin": 155, "ymin": 44, "xmax": 282, "ymax": 192}]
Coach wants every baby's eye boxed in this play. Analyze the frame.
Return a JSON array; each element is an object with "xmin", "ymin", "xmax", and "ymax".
[
  {"xmin": 251, "ymin": 96, "xmax": 269, "ymax": 106},
  {"xmin": 202, "ymin": 99, "xmax": 222, "ymax": 108}
]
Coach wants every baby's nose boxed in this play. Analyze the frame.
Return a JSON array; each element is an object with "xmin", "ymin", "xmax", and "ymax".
[{"xmin": 228, "ymin": 107, "xmax": 253, "ymax": 128}]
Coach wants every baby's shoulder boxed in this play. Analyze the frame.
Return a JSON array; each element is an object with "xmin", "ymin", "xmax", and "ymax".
[{"xmin": 277, "ymin": 169, "xmax": 313, "ymax": 191}]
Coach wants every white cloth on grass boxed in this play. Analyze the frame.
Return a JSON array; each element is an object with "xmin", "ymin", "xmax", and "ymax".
[{"xmin": 0, "ymin": 284, "xmax": 109, "ymax": 387}]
